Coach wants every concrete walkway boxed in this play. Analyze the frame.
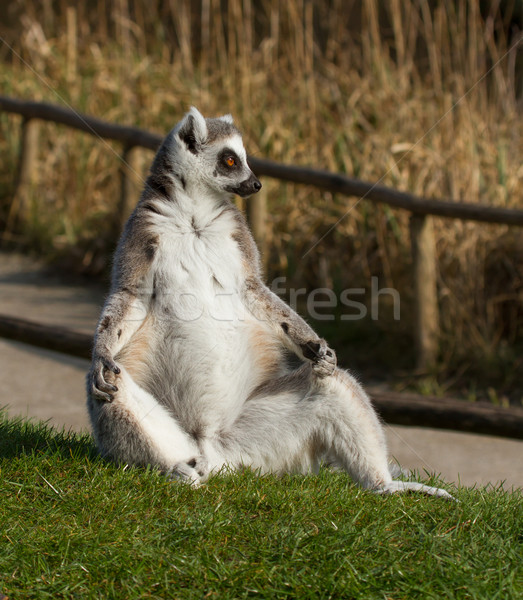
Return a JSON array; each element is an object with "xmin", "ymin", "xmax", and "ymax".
[{"xmin": 1, "ymin": 251, "xmax": 521, "ymax": 490}]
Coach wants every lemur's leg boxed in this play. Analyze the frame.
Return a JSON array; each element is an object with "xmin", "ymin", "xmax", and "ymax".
[
  {"xmin": 311, "ymin": 371, "xmax": 453, "ymax": 498},
  {"xmin": 213, "ymin": 366, "xmax": 454, "ymax": 499},
  {"xmin": 87, "ymin": 366, "xmax": 207, "ymax": 485},
  {"xmin": 89, "ymin": 286, "xmax": 211, "ymax": 485}
]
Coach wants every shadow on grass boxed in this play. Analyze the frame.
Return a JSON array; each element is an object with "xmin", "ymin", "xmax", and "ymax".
[{"xmin": 0, "ymin": 409, "xmax": 98, "ymax": 461}]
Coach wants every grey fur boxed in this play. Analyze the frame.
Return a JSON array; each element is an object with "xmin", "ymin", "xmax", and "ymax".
[
  {"xmin": 205, "ymin": 118, "xmax": 240, "ymax": 143},
  {"xmin": 86, "ymin": 107, "xmax": 454, "ymax": 501}
]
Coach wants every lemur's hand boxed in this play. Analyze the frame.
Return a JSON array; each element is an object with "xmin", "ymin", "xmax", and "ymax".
[
  {"xmin": 88, "ymin": 353, "xmax": 121, "ymax": 401},
  {"xmin": 301, "ymin": 338, "xmax": 337, "ymax": 378}
]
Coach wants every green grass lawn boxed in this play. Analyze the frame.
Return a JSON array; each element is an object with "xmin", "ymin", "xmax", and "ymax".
[{"xmin": 1, "ymin": 412, "xmax": 521, "ymax": 599}]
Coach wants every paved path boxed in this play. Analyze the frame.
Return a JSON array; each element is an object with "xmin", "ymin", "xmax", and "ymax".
[{"xmin": 1, "ymin": 252, "xmax": 521, "ymax": 490}]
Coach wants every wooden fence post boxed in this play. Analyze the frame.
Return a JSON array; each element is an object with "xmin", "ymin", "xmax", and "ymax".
[
  {"xmin": 117, "ymin": 146, "xmax": 142, "ymax": 231},
  {"xmin": 245, "ymin": 188, "xmax": 268, "ymax": 271},
  {"xmin": 410, "ymin": 214, "xmax": 439, "ymax": 370},
  {"xmin": 9, "ymin": 118, "xmax": 40, "ymax": 228}
]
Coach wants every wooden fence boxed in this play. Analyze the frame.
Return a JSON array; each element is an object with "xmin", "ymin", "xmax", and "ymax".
[{"xmin": 2, "ymin": 95, "xmax": 523, "ymax": 372}]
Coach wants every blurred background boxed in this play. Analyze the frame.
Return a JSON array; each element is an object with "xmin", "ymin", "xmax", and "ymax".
[{"xmin": 0, "ymin": 0, "xmax": 521, "ymax": 404}]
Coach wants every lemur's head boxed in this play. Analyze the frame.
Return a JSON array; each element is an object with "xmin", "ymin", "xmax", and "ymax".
[{"xmin": 164, "ymin": 107, "xmax": 262, "ymax": 199}]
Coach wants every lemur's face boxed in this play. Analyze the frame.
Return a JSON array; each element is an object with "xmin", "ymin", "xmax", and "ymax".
[
  {"xmin": 209, "ymin": 135, "xmax": 262, "ymax": 198},
  {"xmin": 176, "ymin": 108, "xmax": 262, "ymax": 199}
]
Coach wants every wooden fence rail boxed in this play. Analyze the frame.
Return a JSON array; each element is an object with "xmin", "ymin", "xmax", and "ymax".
[
  {"xmin": 1, "ymin": 312, "xmax": 522, "ymax": 440},
  {"xmin": 2, "ymin": 95, "xmax": 523, "ymax": 370},
  {"xmin": 2, "ymin": 96, "xmax": 522, "ymax": 225}
]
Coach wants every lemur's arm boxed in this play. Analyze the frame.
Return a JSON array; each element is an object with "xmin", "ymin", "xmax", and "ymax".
[
  {"xmin": 88, "ymin": 289, "xmax": 149, "ymax": 401},
  {"xmin": 231, "ymin": 207, "xmax": 335, "ymax": 376},
  {"xmin": 242, "ymin": 278, "xmax": 337, "ymax": 378},
  {"xmin": 88, "ymin": 212, "xmax": 158, "ymax": 401}
]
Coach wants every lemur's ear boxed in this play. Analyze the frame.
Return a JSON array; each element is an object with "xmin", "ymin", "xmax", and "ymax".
[
  {"xmin": 219, "ymin": 114, "xmax": 234, "ymax": 125},
  {"xmin": 178, "ymin": 107, "xmax": 208, "ymax": 154}
]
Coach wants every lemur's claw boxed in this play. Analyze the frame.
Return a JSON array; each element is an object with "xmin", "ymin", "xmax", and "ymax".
[
  {"xmin": 102, "ymin": 383, "xmax": 118, "ymax": 393},
  {"xmin": 301, "ymin": 339, "xmax": 337, "ymax": 378},
  {"xmin": 89, "ymin": 356, "xmax": 120, "ymax": 401},
  {"xmin": 312, "ymin": 351, "xmax": 337, "ymax": 378},
  {"xmin": 167, "ymin": 456, "xmax": 210, "ymax": 488},
  {"xmin": 90, "ymin": 384, "xmax": 114, "ymax": 402},
  {"xmin": 102, "ymin": 357, "xmax": 120, "ymax": 374},
  {"xmin": 301, "ymin": 340, "xmax": 321, "ymax": 360}
]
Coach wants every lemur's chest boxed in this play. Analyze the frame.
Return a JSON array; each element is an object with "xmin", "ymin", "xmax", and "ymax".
[{"xmin": 152, "ymin": 205, "xmax": 245, "ymax": 307}]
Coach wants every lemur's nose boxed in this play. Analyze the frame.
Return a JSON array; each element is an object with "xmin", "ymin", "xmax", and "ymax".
[{"xmin": 253, "ymin": 180, "xmax": 262, "ymax": 192}]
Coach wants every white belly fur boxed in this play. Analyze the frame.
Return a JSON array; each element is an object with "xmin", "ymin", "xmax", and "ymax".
[{"xmin": 141, "ymin": 207, "xmax": 277, "ymax": 433}]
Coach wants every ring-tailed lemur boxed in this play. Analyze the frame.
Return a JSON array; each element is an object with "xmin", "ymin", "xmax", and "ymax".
[{"xmin": 87, "ymin": 107, "xmax": 453, "ymax": 499}]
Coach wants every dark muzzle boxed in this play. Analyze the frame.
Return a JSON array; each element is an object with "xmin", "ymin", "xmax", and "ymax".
[{"xmin": 229, "ymin": 173, "xmax": 262, "ymax": 198}]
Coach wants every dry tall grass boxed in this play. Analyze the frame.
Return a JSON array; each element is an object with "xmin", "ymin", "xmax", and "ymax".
[{"xmin": 0, "ymin": 0, "xmax": 521, "ymax": 399}]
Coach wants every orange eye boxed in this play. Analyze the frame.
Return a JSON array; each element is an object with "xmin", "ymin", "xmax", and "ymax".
[{"xmin": 226, "ymin": 156, "xmax": 236, "ymax": 167}]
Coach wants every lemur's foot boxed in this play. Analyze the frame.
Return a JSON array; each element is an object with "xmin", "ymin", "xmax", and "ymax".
[
  {"xmin": 301, "ymin": 339, "xmax": 337, "ymax": 378},
  {"xmin": 167, "ymin": 456, "xmax": 210, "ymax": 488},
  {"xmin": 377, "ymin": 480, "xmax": 457, "ymax": 501},
  {"xmin": 88, "ymin": 355, "xmax": 121, "ymax": 402}
]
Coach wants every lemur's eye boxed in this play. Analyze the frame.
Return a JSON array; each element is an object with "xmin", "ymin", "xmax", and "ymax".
[{"xmin": 226, "ymin": 156, "xmax": 236, "ymax": 167}]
